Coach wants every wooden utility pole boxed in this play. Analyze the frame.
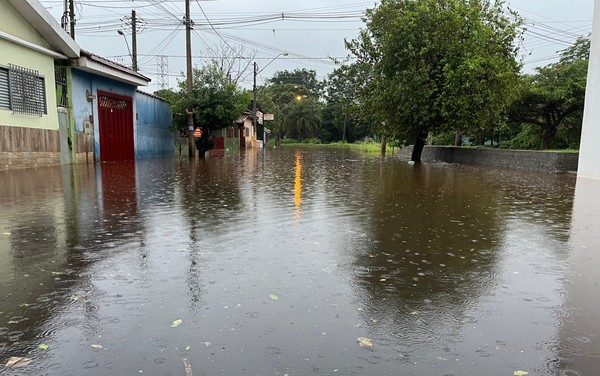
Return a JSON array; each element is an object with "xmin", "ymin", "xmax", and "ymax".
[
  {"xmin": 185, "ymin": 0, "xmax": 195, "ymax": 157},
  {"xmin": 69, "ymin": 0, "xmax": 76, "ymax": 39},
  {"xmin": 131, "ymin": 10, "xmax": 138, "ymax": 71},
  {"xmin": 252, "ymin": 62, "xmax": 258, "ymax": 145}
]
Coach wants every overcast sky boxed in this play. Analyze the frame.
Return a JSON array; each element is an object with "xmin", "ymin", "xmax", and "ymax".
[{"xmin": 40, "ymin": 0, "xmax": 594, "ymax": 92}]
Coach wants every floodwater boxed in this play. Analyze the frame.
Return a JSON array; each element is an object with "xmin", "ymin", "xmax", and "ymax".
[{"xmin": 1, "ymin": 147, "xmax": 599, "ymax": 375}]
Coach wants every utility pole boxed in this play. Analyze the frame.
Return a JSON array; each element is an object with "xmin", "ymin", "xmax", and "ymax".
[
  {"xmin": 252, "ymin": 62, "xmax": 258, "ymax": 145},
  {"xmin": 131, "ymin": 10, "xmax": 138, "ymax": 71},
  {"xmin": 185, "ymin": 0, "xmax": 195, "ymax": 158},
  {"xmin": 69, "ymin": 0, "xmax": 75, "ymax": 40},
  {"xmin": 61, "ymin": 0, "xmax": 67, "ymax": 30}
]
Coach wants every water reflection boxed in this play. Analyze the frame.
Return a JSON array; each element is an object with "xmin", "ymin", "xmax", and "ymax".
[
  {"xmin": 0, "ymin": 149, "xmax": 595, "ymax": 376},
  {"xmin": 294, "ymin": 151, "xmax": 303, "ymax": 222},
  {"xmin": 557, "ymin": 177, "xmax": 600, "ymax": 374}
]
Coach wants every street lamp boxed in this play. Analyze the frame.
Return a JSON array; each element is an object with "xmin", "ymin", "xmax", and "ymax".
[
  {"xmin": 117, "ymin": 30, "xmax": 133, "ymax": 68},
  {"xmin": 253, "ymin": 52, "xmax": 289, "ymax": 147}
]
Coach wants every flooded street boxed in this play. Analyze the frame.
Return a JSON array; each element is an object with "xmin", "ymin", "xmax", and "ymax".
[{"xmin": 1, "ymin": 147, "xmax": 599, "ymax": 375}]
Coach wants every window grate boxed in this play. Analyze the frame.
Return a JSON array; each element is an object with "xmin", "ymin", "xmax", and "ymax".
[
  {"xmin": 55, "ymin": 65, "xmax": 68, "ymax": 107},
  {"xmin": 8, "ymin": 64, "xmax": 46, "ymax": 116},
  {"xmin": 98, "ymin": 95, "xmax": 129, "ymax": 110}
]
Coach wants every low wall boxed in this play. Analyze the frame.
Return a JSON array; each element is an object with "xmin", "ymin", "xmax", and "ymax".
[{"xmin": 397, "ymin": 145, "xmax": 579, "ymax": 173}]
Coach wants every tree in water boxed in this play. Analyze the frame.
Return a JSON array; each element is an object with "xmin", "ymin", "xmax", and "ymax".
[{"xmin": 345, "ymin": 0, "xmax": 523, "ymax": 162}]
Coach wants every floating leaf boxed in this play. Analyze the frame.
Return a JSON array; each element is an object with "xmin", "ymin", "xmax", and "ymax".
[
  {"xmin": 379, "ymin": 278, "xmax": 386, "ymax": 282},
  {"xmin": 5, "ymin": 357, "xmax": 32, "ymax": 368},
  {"xmin": 269, "ymin": 294, "xmax": 279, "ymax": 301},
  {"xmin": 171, "ymin": 319, "xmax": 182, "ymax": 328},
  {"xmin": 357, "ymin": 337, "xmax": 373, "ymax": 347},
  {"xmin": 38, "ymin": 344, "xmax": 49, "ymax": 350},
  {"xmin": 91, "ymin": 344, "xmax": 103, "ymax": 349},
  {"xmin": 514, "ymin": 371, "xmax": 529, "ymax": 376}
]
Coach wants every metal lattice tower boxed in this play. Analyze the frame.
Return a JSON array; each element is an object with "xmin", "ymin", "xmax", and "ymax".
[{"xmin": 157, "ymin": 55, "xmax": 169, "ymax": 90}]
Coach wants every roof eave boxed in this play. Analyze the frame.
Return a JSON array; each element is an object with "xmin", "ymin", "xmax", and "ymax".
[{"xmin": 75, "ymin": 57, "xmax": 150, "ymax": 87}]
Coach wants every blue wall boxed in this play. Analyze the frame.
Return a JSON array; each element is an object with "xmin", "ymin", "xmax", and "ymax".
[
  {"xmin": 70, "ymin": 69, "xmax": 172, "ymax": 160},
  {"xmin": 134, "ymin": 91, "xmax": 173, "ymax": 158}
]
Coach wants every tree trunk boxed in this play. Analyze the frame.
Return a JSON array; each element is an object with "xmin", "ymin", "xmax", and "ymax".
[
  {"xmin": 411, "ymin": 132, "xmax": 427, "ymax": 162},
  {"xmin": 540, "ymin": 127, "xmax": 557, "ymax": 150},
  {"xmin": 454, "ymin": 129, "xmax": 462, "ymax": 146},
  {"xmin": 380, "ymin": 136, "xmax": 387, "ymax": 158}
]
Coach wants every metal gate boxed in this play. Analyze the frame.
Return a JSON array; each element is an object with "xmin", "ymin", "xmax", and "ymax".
[{"xmin": 98, "ymin": 91, "xmax": 134, "ymax": 162}]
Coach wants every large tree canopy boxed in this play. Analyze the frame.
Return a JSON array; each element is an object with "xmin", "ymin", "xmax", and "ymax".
[
  {"xmin": 167, "ymin": 63, "xmax": 250, "ymax": 133},
  {"xmin": 346, "ymin": 0, "xmax": 523, "ymax": 161},
  {"xmin": 508, "ymin": 37, "xmax": 589, "ymax": 149}
]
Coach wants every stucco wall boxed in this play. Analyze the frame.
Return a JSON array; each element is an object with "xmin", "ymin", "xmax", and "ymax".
[
  {"xmin": 397, "ymin": 146, "xmax": 579, "ymax": 173},
  {"xmin": 134, "ymin": 91, "xmax": 173, "ymax": 158},
  {"xmin": 0, "ymin": 39, "xmax": 59, "ymax": 130},
  {"xmin": 0, "ymin": 0, "xmax": 51, "ymax": 49}
]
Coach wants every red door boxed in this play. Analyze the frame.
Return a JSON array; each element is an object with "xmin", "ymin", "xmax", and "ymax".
[{"xmin": 98, "ymin": 91, "xmax": 134, "ymax": 162}]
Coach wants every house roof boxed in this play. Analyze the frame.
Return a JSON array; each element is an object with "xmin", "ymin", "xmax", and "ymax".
[
  {"xmin": 6, "ymin": 0, "xmax": 79, "ymax": 58},
  {"xmin": 236, "ymin": 114, "xmax": 250, "ymax": 123},
  {"xmin": 136, "ymin": 89, "xmax": 168, "ymax": 102},
  {"xmin": 75, "ymin": 50, "xmax": 151, "ymax": 87}
]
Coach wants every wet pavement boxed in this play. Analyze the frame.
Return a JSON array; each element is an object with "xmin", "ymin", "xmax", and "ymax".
[{"xmin": 1, "ymin": 147, "xmax": 599, "ymax": 375}]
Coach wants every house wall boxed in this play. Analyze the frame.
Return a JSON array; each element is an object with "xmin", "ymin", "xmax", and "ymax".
[
  {"xmin": 0, "ymin": 19, "xmax": 61, "ymax": 169},
  {"xmin": 0, "ymin": 0, "xmax": 52, "ymax": 49},
  {"xmin": 0, "ymin": 40, "xmax": 59, "ymax": 130},
  {"xmin": 134, "ymin": 91, "xmax": 173, "ymax": 158},
  {"xmin": 70, "ymin": 69, "xmax": 137, "ymax": 162},
  {"xmin": 243, "ymin": 118, "xmax": 255, "ymax": 148}
]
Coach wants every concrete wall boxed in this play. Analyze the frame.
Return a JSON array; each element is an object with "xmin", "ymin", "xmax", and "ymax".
[
  {"xmin": 398, "ymin": 146, "xmax": 579, "ymax": 173},
  {"xmin": 579, "ymin": 0, "xmax": 600, "ymax": 180},
  {"xmin": 134, "ymin": 91, "xmax": 173, "ymax": 158}
]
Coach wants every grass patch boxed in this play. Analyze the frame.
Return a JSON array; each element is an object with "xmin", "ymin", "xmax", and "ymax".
[{"xmin": 276, "ymin": 141, "xmax": 392, "ymax": 154}]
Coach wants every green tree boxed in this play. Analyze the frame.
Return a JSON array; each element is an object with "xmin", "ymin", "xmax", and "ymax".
[
  {"xmin": 508, "ymin": 37, "xmax": 589, "ymax": 149},
  {"xmin": 321, "ymin": 66, "xmax": 371, "ymax": 143},
  {"xmin": 345, "ymin": 0, "xmax": 523, "ymax": 161},
  {"xmin": 286, "ymin": 98, "xmax": 322, "ymax": 141},
  {"xmin": 169, "ymin": 63, "xmax": 250, "ymax": 133},
  {"xmin": 256, "ymin": 84, "xmax": 303, "ymax": 145},
  {"xmin": 267, "ymin": 69, "xmax": 323, "ymax": 99}
]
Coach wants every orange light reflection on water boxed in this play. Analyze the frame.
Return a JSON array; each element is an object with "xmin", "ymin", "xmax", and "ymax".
[{"xmin": 294, "ymin": 151, "xmax": 302, "ymax": 222}]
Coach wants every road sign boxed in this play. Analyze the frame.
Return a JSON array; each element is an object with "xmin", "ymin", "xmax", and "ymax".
[{"xmin": 193, "ymin": 128, "xmax": 202, "ymax": 138}]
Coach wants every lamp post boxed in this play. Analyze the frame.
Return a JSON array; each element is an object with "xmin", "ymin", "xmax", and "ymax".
[
  {"xmin": 253, "ymin": 52, "xmax": 288, "ymax": 147},
  {"xmin": 273, "ymin": 95, "xmax": 306, "ymax": 146},
  {"xmin": 117, "ymin": 30, "xmax": 133, "ymax": 68}
]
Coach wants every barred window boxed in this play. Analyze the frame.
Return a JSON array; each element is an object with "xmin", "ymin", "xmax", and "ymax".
[
  {"xmin": 0, "ymin": 64, "xmax": 47, "ymax": 116},
  {"xmin": 0, "ymin": 67, "xmax": 9, "ymax": 110}
]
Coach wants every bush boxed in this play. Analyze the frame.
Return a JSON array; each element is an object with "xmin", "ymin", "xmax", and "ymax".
[{"xmin": 301, "ymin": 138, "xmax": 322, "ymax": 144}]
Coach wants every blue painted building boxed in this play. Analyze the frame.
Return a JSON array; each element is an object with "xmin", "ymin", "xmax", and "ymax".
[
  {"xmin": 68, "ymin": 50, "xmax": 172, "ymax": 163},
  {"xmin": 134, "ymin": 90, "xmax": 173, "ymax": 158}
]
